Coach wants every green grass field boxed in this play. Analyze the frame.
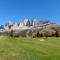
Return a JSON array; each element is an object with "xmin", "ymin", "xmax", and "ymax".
[{"xmin": 0, "ymin": 36, "xmax": 60, "ymax": 60}]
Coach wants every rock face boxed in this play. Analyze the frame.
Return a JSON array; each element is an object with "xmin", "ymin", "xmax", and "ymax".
[
  {"xmin": 32, "ymin": 19, "xmax": 39, "ymax": 27},
  {"xmin": 19, "ymin": 18, "xmax": 30, "ymax": 30},
  {"xmin": 11, "ymin": 22, "xmax": 19, "ymax": 30},
  {"xmin": 23, "ymin": 18, "xmax": 30, "ymax": 26},
  {"xmin": 0, "ymin": 18, "xmax": 57, "ymax": 37},
  {"xmin": 19, "ymin": 18, "xmax": 30, "ymax": 27},
  {"xmin": 0, "ymin": 18, "xmax": 56, "ymax": 32},
  {"xmin": 0, "ymin": 25, "xmax": 4, "ymax": 30},
  {"xmin": 4, "ymin": 24, "xmax": 9, "ymax": 31},
  {"xmin": 31, "ymin": 19, "xmax": 55, "ymax": 27}
]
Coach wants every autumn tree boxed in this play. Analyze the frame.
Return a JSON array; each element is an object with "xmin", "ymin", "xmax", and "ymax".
[{"xmin": 27, "ymin": 29, "xmax": 33, "ymax": 37}]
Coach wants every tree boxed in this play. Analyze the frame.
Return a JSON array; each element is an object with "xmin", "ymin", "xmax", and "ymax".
[
  {"xmin": 10, "ymin": 30, "xmax": 13, "ymax": 37},
  {"xmin": 27, "ymin": 29, "xmax": 33, "ymax": 37},
  {"xmin": 40, "ymin": 33, "xmax": 43, "ymax": 37},
  {"xmin": 36, "ymin": 31, "xmax": 40, "ymax": 37},
  {"xmin": 55, "ymin": 30, "xmax": 59, "ymax": 37}
]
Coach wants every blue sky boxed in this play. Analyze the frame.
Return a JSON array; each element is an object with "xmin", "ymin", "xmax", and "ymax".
[{"xmin": 0, "ymin": 0, "xmax": 60, "ymax": 25}]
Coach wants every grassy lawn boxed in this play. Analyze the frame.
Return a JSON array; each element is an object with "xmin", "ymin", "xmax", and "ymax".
[{"xmin": 0, "ymin": 36, "xmax": 60, "ymax": 60}]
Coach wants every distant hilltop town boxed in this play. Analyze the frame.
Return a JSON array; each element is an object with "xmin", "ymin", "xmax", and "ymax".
[{"xmin": 0, "ymin": 18, "xmax": 60, "ymax": 37}]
